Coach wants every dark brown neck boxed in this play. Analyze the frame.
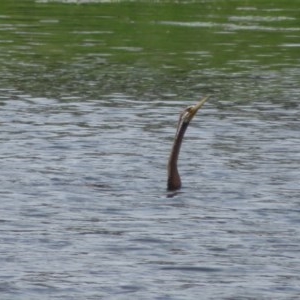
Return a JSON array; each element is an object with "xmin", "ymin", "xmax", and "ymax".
[{"xmin": 167, "ymin": 122, "xmax": 189, "ymax": 190}]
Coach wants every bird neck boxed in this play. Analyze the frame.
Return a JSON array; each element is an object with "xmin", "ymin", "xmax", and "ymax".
[{"xmin": 167, "ymin": 122, "xmax": 188, "ymax": 190}]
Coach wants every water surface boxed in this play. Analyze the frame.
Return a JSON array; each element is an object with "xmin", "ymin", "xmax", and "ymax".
[{"xmin": 0, "ymin": 0, "xmax": 300, "ymax": 299}]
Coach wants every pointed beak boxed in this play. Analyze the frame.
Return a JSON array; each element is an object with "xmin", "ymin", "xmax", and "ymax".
[{"xmin": 189, "ymin": 95, "xmax": 210, "ymax": 120}]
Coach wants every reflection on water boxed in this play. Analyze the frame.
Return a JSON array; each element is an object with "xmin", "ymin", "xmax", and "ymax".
[
  {"xmin": 1, "ymin": 0, "xmax": 300, "ymax": 101},
  {"xmin": 0, "ymin": 0, "xmax": 300, "ymax": 299}
]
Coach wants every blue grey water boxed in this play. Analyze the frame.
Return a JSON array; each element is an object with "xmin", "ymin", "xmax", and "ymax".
[{"xmin": 1, "ymin": 1, "xmax": 300, "ymax": 299}]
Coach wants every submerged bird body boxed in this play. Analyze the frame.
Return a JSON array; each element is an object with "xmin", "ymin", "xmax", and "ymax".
[{"xmin": 167, "ymin": 96, "xmax": 209, "ymax": 191}]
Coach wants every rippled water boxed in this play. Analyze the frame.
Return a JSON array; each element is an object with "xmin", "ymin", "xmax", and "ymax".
[{"xmin": 1, "ymin": 0, "xmax": 300, "ymax": 299}]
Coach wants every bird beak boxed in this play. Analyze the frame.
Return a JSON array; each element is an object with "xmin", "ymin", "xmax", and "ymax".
[{"xmin": 189, "ymin": 95, "xmax": 210, "ymax": 120}]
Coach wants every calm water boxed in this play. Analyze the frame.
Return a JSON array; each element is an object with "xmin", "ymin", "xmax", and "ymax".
[{"xmin": 0, "ymin": 0, "xmax": 300, "ymax": 299}]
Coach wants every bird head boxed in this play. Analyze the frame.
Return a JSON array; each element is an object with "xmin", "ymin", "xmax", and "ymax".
[{"xmin": 180, "ymin": 95, "xmax": 210, "ymax": 124}]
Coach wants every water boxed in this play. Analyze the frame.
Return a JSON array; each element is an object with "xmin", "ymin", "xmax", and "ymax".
[{"xmin": 0, "ymin": 0, "xmax": 300, "ymax": 299}]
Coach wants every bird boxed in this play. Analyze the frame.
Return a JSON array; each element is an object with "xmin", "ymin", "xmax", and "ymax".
[{"xmin": 167, "ymin": 96, "xmax": 209, "ymax": 191}]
